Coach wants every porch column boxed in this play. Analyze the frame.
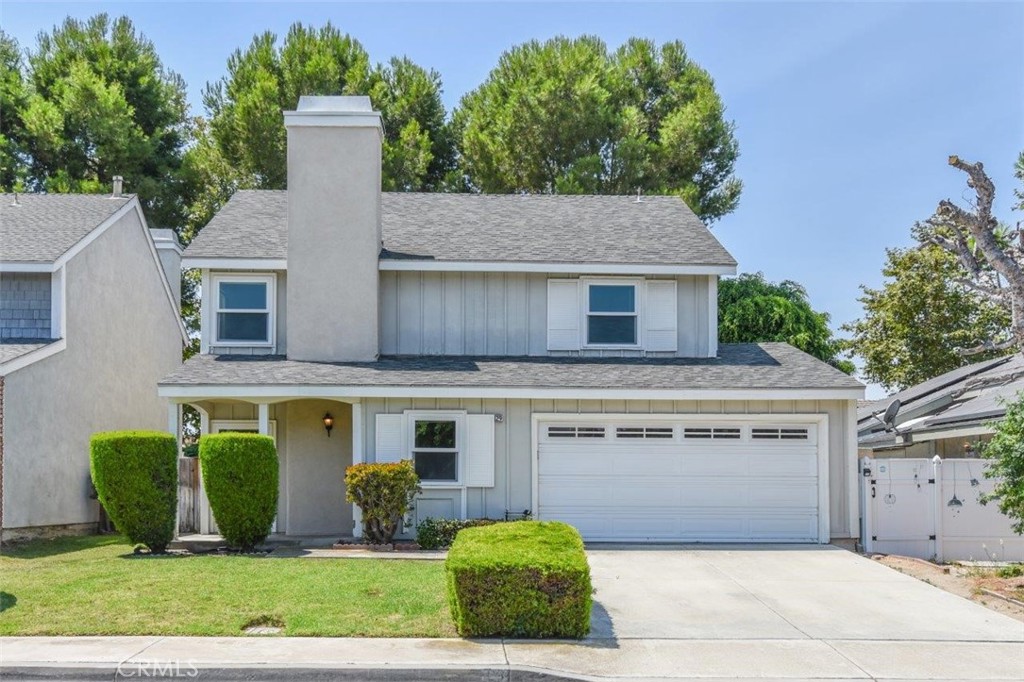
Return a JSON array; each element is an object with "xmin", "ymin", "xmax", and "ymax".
[
  {"xmin": 257, "ymin": 403, "xmax": 270, "ymax": 436},
  {"xmin": 195, "ymin": 405, "xmax": 211, "ymax": 536},
  {"xmin": 167, "ymin": 403, "xmax": 181, "ymax": 454},
  {"xmin": 351, "ymin": 402, "xmax": 363, "ymax": 538}
]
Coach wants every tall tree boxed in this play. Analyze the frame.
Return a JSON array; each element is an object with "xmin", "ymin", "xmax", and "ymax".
[
  {"xmin": 453, "ymin": 36, "xmax": 741, "ymax": 222},
  {"xmin": 719, "ymin": 273, "xmax": 853, "ymax": 373},
  {"xmin": 203, "ymin": 22, "xmax": 453, "ymax": 192},
  {"xmin": 916, "ymin": 155, "xmax": 1024, "ymax": 354},
  {"xmin": 0, "ymin": 31, "xmax": 28, "ymax": 190},
  {"xmin": 20, "ymin": 14, "xmax": 189, "ymax": 227},
  {"xmin": 843, "ymin": 245, "xmax": 1011, "ymax": 392}
]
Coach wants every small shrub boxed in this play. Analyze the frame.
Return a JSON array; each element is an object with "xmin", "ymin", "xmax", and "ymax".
[
  {"xmin": 199, "ymin": 433, "xmax": 278, "ymax": 551},
  {"xmin": 416, "ymin": 517, "xmax": 497, "ymax": 549},
  {"xmin": 89, "ymin": 431, "xmax": 177, "ymax": 553},
  {"xmin": 345, "ymin": 460, "xmax": 421, "ymax": 544},
  {"xmin": 446, "ymin": 521, "xmax": 592, "ymax": 638},
  {"xmin": 996, "ymin": 564, "xmax": 1024, "ymax": 578}
]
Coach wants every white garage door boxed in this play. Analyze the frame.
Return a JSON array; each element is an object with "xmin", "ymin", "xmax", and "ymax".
[{"xmin": 537, "ymin": 419, "xmax": 822, "ymax": 542}]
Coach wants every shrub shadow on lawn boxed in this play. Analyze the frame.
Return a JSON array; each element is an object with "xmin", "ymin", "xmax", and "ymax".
[
  {"xmin": 0, "ymin": 592, "xmax": 16, "ymax": 612},
  {"xmin": 0, "ymin": 534, "xmax": 126, "ymax": 560}
]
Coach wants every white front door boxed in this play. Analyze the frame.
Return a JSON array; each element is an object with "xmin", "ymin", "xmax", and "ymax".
[{"xmin": 536, "ymin": 418, "xmax": 823, "ymax": 542}]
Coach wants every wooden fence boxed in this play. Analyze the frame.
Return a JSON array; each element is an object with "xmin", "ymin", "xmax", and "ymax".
[{"xmin": 177, "ymin": 457, "xmax": 199, "ymax": 534}]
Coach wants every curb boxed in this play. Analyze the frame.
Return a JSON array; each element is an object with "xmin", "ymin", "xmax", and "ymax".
[{"xmin": 0, "ymin": 666, "xmax": 584, "ymax": 682}]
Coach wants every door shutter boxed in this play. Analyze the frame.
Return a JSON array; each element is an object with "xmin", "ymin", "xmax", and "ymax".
[
  {"xmin": 547, "ymin": 279, "xmax": 580, "ymax": 350},
  {"xmin": 644, "ymin": 280, "xmax": 677, "ymax": 352},
  {"xmin": 465, "ymin": 415, "xmax": 496, "ymax": 487},
  {"xmin": 375, "ymin": 414, "xmax": 404, "ymax": 463}
]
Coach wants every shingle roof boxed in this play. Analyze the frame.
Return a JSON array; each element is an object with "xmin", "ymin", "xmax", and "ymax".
[
  {"xmin": 858, "ymin": 353, "xmax": 1024, "ymax": 449},
  {"xmin": 0, "ymin": 194, "xmax": 133, "ymax": 263},
  {"xmin": 160, "ymin": 343, "xmax": 862, "ymax": 392},
  {"xmin": 184, "ymin": 190, "xmax": 737, "ymax": 267},
  {"xmin": 0, "ymin": 340, "xmax": 55, "ymax": 367}
]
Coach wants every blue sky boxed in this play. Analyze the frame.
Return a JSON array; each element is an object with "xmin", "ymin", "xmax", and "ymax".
[{"xmin": 3, "ymin": 1, "xmax": 1022, "ymax": 398}]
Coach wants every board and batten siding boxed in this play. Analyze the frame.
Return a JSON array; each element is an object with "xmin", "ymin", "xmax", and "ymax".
[
  {"xmin": 360, "ymin": 397, "xmax": 859, "ymax": 539},
  {"xmin": 379, "ymin": 271, "xmax": 715, "ymax": 358}
]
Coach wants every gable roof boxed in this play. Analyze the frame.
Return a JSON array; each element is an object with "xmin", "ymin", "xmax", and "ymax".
[
  {"xmin": 858, "ymin": 353, "xmax": 1024, "ymax": 448},
  {"xmin": 183, "ymin": 190, "xmax": 737, "ymax": 268},
  {"xmin": 159, "ymin": 343, "xmax": 863, "ymax": 400},
  {"xmin": 0, "ymin": 194, "xmax": 134, "ymax": 263}
]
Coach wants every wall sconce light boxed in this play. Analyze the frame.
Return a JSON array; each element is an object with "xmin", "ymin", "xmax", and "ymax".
[
  {"xmin": 322, "ymin": 413, "xmax": 334, "ymax": 437},
  {"xmin": 494, "ymin": 413, "xmax": 504, "ymax": 423}
]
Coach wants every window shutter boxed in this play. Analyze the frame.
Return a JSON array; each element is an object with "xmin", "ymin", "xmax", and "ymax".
[
  {"xmin": 375, "ymin": 414, "xmax": 404, "ymax": 463},
  {"xmin": 465, "ymin": 415, "xmax": 496, "ymax": 488},
  {"xmin": 644, "ymin": 280, "xmax": 677, "ymax": 352},
  {"xmin": 547, "ymin": 279, "xmax": 580, "ymax": 350}
]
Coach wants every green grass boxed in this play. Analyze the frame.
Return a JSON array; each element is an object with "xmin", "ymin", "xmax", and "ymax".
[{"xmin": 0, "ymin": 535, "xmax": 455, "ymax": 637}]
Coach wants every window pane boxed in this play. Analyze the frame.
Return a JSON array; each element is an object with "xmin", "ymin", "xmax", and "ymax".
[
  {"xmin": 589, "ymin": 285, "xmax": 635, "ymax": 313},
  {"xmin": 414, "ymin": 451, "xmax": 457, "ymax": 481},
  {"xmin": 219, "ymin": 282, "xmax": 267, "ymax": 310},
  {"xmin": 217, "ymin": 312, "xmax": 269, "ymax": 342},
  {"xmin": 414, "ymin": 420, "xmax": 456, "ymax": 449},
  {"xmin": 588, "ymin": 315, "xmax": 637, "ymax": 344}
]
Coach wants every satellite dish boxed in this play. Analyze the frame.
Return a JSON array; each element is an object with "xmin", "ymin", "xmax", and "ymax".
[{"xmin": 881, "ymin": 399, "xmax": 902, "ymax": 430}]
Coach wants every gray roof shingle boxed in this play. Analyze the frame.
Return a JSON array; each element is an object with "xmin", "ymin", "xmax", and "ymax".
[
  {"xmin": 1, "ymin": 194, "xmax": 133, "ymax": 263},
  {"xmin": 160, "ymin": 343, "xmax": 862, "ymax": 392},
  {"xmin": 184, "ymin": 190, "xmax": 737, "ymax": 267}
]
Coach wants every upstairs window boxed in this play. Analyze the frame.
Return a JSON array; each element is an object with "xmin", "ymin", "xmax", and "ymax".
[
  {"xmin": 213, "ymin": 274, "xmax": 275, "ymax": 346},
  {"xmin": 586, "ymin": 282, "xmax": 638, "ymax": 346}
]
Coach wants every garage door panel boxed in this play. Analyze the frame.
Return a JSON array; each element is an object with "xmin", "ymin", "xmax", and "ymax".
[{"xmin": 537, "ymin": 418, "xmax": 822, "ymax": 543}]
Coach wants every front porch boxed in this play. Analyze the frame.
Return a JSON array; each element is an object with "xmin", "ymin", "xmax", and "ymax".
[{"xmin": 168, "ymin": 397, "xmax": 364, "ymax": 539}]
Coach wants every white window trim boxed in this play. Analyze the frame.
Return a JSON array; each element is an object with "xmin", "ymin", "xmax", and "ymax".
[
  {"xmin": 210, "ymin": 273, "xmax": 277, "ymax": 348},
  {"xmin": 581, "ymin": 277, "xmax": 643, "ymax": 349},
  {"xmin": 405, "ymin": 410, "xmax": 466, "ymax": 487},
  {"xmin": 209, "ymin": 419, "xmax": 278, "ymax": 441}
]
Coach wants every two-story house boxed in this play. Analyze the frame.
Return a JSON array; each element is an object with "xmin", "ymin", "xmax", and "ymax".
[
  {"xmin": 159, "ymin": 96, "xmax": 864, "ymax": 544},
  {"xmin": 1, "ymin": 191, "xmax": 186, "ymax": 541}
]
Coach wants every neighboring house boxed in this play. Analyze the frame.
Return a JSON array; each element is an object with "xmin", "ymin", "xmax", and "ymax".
[
  {"xmin": 159, "ymin": 96, "xmax": 864, "ymax": 544},
  {"xmin": 858, "ymin": 354, "xmax": 1024, "ymax": 458},
  {"xmin": 0, "ymin": 191, "xmax": 186, "ymax": 541}
]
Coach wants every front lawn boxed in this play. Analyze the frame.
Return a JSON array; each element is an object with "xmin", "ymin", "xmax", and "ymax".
[{"xmin": 0, "ymin": 535, "xmax": 455, "ymax": 637}]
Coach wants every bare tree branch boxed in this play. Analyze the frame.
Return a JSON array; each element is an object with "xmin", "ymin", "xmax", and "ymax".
[{"xmin": 957, "ymin": 338, "xmax": 1017, "ymax": 357}]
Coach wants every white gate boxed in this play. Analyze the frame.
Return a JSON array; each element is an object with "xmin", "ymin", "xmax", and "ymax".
[{"xmin": 862, "ymin": 456, "xmax": 1024, "ymax": 562}]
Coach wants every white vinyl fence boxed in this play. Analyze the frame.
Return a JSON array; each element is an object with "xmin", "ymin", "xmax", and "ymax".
[{"xmin": 861, "ymin": 457, "xmax": 1024, "ymax": 562}]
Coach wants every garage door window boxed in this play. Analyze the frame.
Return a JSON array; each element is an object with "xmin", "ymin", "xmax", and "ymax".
[{"xmin": 413, "ymin": 419, "xmax": 458, "ymax": 482}]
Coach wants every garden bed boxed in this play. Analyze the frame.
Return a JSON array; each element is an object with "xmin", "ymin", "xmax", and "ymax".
[{"xmin": 873, "ymin": 554, "xmax": 1024, "ymax": 622}]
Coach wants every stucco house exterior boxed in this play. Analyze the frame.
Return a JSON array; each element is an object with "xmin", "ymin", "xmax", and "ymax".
[
  {"xmin": 159, "ymin": 96, "xmax": 864, "ymax": 544},
  {"xmin": 1, "ymin": 191, "xmax": 186, "ymax": 541}
]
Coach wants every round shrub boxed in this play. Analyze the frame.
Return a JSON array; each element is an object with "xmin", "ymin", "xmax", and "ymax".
[
  {"xmin": 199, "ymin": 433, "xmax": 278, "ymax": 551},
  {"xmin": 89, "ymin": 430, "xmax": 178, "ymax": 553},
  {"xmin": 345, "ymin": 460, "xmax": 420, "ymax": 544}
]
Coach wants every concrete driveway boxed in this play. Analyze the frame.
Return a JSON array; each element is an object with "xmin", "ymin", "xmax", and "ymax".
[{"xmin": 503, "ymin": 544, "xmax": 1024, "ymax": 680}]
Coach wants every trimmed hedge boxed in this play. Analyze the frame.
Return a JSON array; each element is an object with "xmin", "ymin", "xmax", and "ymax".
[
  {"xmin": 199, "ymin": 433, "xmax": 278, "ymax": 551},
  {"xmin": 445, "ymin": 521, "xmax": 592, "ymax": 638},
  {"xmin": 416, "ymin": 517, "xmax": 497, "ymax": 550},
  {"xmin": 89, "ymin": 431, "xmax": 177, "ymax": 553},
  {"xmin": 345, "ymin": 460, "xmax": 421, "ymax": 544}
]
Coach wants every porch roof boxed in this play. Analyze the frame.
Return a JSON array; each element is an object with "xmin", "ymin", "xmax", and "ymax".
[{"xmin": 158, "ymin": 343, "xmax": 864, "ymax": 400}]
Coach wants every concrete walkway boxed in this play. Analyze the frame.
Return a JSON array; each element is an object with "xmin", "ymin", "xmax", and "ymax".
[{"xmin": 2, "ymin": 546, "xmax": 1022, "ymax": 681}]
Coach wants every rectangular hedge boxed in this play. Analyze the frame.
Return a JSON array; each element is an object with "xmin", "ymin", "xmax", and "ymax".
[{"xmin": 445, "ymin": 521, "xmax": 592, "ymax": 638}]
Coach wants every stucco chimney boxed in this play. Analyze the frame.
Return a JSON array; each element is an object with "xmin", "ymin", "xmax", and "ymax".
[
  {"xmin": 283, "ymin": 96, "xmax": 382, "ymax": 362},
  {"xmin": 150, "ymin": 228, "xmax": 182, "ymax": 309}
]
